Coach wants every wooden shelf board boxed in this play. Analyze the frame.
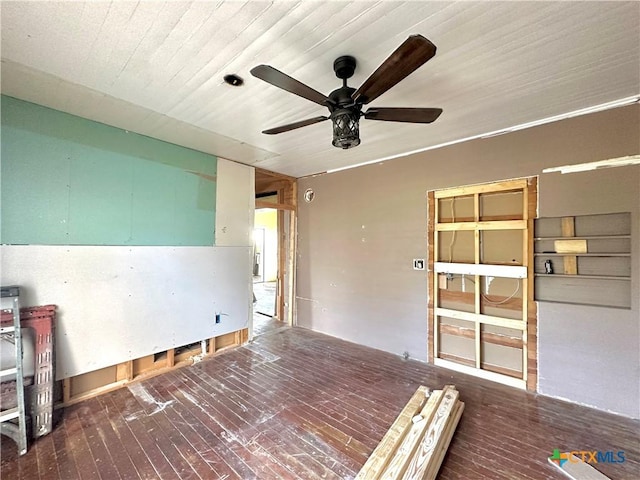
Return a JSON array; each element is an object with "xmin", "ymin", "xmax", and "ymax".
[
  {"xmin": 535, "ymin": 299, "xmax": 632, "ymax": 310},
  {"xmin": 535, "ymin": 235, "xmax": 630, "ymax": 240},
  {"xmin": 534, "ymin": 274, "xmax": 630, "ymax": 280},
  {"xmin": 534, "ymin": 253, "xmax": 630, "ymax": 257}
]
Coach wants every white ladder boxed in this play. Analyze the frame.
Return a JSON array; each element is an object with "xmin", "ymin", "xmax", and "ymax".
[{"xmin": 1, "ymin": 285, "xmax": 28, "ymax": 455}]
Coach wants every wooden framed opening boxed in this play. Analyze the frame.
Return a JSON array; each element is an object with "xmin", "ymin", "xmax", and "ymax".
[
  {"xmin": 255, "ymin": 168, "xmax": 297, "ymax": 326},
  {"xmin": 428, "ymin": 178, "xmax": 538, "ymax": 390}
]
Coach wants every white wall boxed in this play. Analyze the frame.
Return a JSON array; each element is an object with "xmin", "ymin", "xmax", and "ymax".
[
  {"xmin": 0, "ymin": 246, "xmax": 252, "ymax": 378},
  {"xmin": 215, "ymin": 158, "xmax": 255, "ymax": 247}
]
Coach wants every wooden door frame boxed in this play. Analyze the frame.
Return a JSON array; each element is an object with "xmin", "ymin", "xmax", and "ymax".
[
  {"xmin": 427, "ymin": 177, "xmax": 538, "ymax": 391},
  {"xmin": 255, "ymin": 168, "xmax": 297, "ymax": 326}
]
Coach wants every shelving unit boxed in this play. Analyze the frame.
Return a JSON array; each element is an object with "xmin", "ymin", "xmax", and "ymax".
[
  {"xmin": 0, "ymin": 286, "xmax": 28, "ymax": 455},
  {"xmin": 534, "ymin": 213, "xmax": 631, "ymax": 309}
]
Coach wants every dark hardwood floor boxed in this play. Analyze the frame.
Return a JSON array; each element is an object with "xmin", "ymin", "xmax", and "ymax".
[
  {"xmin": 2, "ymin": 325, "xmax": 639, "ymax": 479},
  {"xmin": 252, "ymin": 313, "xmax": 286, "ymax": 338}
]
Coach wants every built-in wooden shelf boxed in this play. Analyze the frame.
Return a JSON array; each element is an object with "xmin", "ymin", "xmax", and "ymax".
[
  {"xmin": 534, "ymin": 212, "xmax": 631, "ymax": 309},
  {"xmin": 534, "ymin": 253, "xmax": 630, "ymax": 257},
  {"xmin": 534, "ymin": 235, "xmax": 630, "ymax": 241},
  {"xmin": 536, "ymin": 299, "xmax": 632, "ymax": 310},
  {"xmin": 534, "ymin": 274, "xmax": 630, "ymax": 281}
]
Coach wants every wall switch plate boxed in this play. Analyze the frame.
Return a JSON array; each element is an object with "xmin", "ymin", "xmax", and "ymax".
[{"xmin": 413, "ymin": 259, "xmax": 425, "ymax": 270}]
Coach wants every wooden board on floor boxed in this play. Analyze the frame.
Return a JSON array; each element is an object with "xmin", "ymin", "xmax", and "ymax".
[
  {"xmin": 355, "ymin": 386, "xmax": 430, "ymax": 480},
  {"xmin": 356, "ymin": 385, "xmax": 464, "ymax": 480},
  {"xmin": 548, "ymin": 454, "xmax": 611, "ymax": 480}
]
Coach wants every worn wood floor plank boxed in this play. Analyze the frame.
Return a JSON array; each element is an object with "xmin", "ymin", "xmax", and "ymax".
[
  {"xmin": 34, "ymin": 429, "xmax": 60, "ymax": 480},
  {"xmin": 95, "ymin": 393, "xmax": 158, "ymax": 480},
  {"xmin": 2, "ymin": 321, "xmax": 639, "ymax": 480},
  {"xmin": 105, "ymin": 388, "xmax": 181, "ymax": 480}
]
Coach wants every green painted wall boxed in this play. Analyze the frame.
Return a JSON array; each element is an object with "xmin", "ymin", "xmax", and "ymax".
[{"xmin": 1, "ymin": 96, "xmax": 217, "ymax": 245}]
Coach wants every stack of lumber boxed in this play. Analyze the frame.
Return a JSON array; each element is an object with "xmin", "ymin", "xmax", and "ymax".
[{"xmin": 356, "ymin": 385, "xmax": 464, "ymax": 480}]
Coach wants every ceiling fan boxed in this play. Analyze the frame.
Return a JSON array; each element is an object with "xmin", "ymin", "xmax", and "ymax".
[{"xmin": 250, "ymin": 34, "xmax": 442, "ymax": 149}]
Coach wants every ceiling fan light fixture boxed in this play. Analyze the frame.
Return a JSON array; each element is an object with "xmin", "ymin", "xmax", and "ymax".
[
  {"xmin": 331, "ymin": 109, "xmax": 360, "ymax": 149},
  {"xmin": 252, "ymin": 35, "xmax": 441, "ymax": 146}
]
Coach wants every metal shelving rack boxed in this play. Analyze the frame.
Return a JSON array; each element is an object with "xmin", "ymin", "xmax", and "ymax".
[{"xmin": 1, "ymin": 285, "xmax": 28, "ymax": 455}]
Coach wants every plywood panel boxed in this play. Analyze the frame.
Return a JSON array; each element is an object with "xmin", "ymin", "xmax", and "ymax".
[
  {"xmin": 0, "ymin": 245, "xmax": 252, "ymax": 378},
  {"xmin": 71, "ymin": 366, "xmax": 117, "ymax": 396}
]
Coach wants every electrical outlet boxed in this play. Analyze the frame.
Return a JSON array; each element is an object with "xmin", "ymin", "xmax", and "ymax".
[{"xmin": 413, "ymin": 259, "xmax": 425, "ymax": 270}]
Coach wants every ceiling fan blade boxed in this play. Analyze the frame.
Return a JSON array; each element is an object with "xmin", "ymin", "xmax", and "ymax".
[
  {"xmin": 251, "ymin": 65, "xmax": 332, "ymax": 107},
  {"xmin": 353, "ymin": 35, "xmax": 437, "ymax": 105},
  {"xmin": 262, "ymin": 116, "xmax": 329, "ymax": 135},
  {"xmin": 364, "ymin": 107, "xmax": 442, "ymax": 123}
]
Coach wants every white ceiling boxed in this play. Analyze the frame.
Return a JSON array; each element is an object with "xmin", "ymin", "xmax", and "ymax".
[{"xmin": 1, "ymin": 1, "xmax": 639, "ymax": 178}]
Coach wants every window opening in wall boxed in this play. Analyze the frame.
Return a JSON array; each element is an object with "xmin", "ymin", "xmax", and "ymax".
[{"xmin": 428, "ymin": 178, "xmax": 538, "ymax": 391}]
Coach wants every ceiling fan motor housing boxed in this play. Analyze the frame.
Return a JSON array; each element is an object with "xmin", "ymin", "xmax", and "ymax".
[{"xmin": 333, "ymin": 55, "xmax": 357, "ymax": 80}]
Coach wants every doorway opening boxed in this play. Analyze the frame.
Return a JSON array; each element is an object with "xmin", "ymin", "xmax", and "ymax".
[
  {"xmin": 252, "ymin": 169, "xmax": 297, "ymax": 339},
  {"xmin": 253, "ymin": 208, "xmax": 278, "ymax": 318}
]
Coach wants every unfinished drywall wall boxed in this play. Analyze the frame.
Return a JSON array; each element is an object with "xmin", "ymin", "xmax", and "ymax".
[
  {"xmin": 0, "ymin": 245, "xmax": 251, "ymax": 378},
  {"xmin": 1, "ymin": 97, "xmax": 254, "ymax": 379},
  {"xmin": 297, "ymin": 104, "xmax": 639, "ymax": 417},
  {"xmin": 215, "ymin": 158, "xmax": 255, "ymax": 247},
  {"xmin": 1, "ymin": 95, "xmax": 217, "ymax": 245}
]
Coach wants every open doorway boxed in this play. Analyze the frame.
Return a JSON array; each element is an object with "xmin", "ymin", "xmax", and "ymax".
[
  {"xmin": 252, "ymin": 169, "xmax": 297, "ymax": 339},
  {"xmin": 253, "ymin": 207, "xmax": 277, "ymax": 318}
]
